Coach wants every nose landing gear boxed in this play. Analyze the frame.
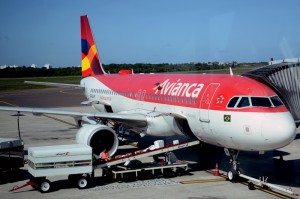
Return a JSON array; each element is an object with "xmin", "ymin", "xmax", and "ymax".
[{"xmin": 225, "ymin": 149, "xmax": 240, "ymax": 182}]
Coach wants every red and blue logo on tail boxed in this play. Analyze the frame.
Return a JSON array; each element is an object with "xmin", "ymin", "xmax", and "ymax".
[{"xmin": 80, "ymin": 15, "xmax": 105, "ymax": 76}]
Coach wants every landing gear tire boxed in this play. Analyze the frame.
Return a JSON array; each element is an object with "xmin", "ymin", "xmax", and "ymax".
[
  {"xmin": 38, "ymin": 179, "xmax": 51, "ymax": 193},
  {"xmin": 226, "ymin": 149, "xmax": 240, "ymax": 183},
  {"xmin": 248, "ymin": 182, "xmax": 255, "ymax": 190},
  {"xmin": 77, "ymin": 176, "xmax": 89, "ymax": 189},
  {"xmin": 227, "ymin": 169, "xmax": 239, "ymax": 183}
]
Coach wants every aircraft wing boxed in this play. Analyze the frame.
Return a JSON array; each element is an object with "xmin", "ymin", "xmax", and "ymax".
[
  {"xmin": 0, "ymin": 106, "xmax": 147, "ymax": 128},
  {"xmin": 24, "ymin": 81, "xmax": 83, "ymax": 88}
]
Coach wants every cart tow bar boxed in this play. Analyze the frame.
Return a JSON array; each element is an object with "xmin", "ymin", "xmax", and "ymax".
[{"xmin": 9, "ymin": 181, "xmax": 35, "ymax": 192}]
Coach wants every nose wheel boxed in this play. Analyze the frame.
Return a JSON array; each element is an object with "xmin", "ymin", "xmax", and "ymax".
[{"xmin": 226, "ymin": 149, "xmax": 240, "ymax": 182}]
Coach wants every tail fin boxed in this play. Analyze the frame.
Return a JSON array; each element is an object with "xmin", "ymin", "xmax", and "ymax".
[{"xmin": 80, "ymin": 15, "xmax": 106, "ymax": 76}]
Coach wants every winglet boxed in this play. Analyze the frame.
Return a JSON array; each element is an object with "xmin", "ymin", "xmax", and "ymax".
[{"xmin": 80, "ymin": 15, "xmax": 106, "ymax": 76}]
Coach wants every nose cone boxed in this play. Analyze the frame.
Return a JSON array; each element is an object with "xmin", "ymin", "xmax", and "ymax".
[{"xmin": 262, "ymin": 112, "xmax": 296, "ymax": 149}]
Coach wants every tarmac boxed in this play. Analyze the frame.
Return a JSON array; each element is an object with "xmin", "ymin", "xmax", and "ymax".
[{"xmin": 0, "ymin": 88, "xmax": 300, "ymax": 199}]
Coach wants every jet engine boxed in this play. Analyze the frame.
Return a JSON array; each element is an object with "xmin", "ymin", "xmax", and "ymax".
[{"xmin": 76, "ymin": 124, "xmax": 119, "ymax": 156}]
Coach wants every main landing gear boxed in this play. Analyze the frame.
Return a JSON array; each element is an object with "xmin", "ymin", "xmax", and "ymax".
[{"xmin": 225, "ymin": 149, "xmax": 240, "ymax": 182}]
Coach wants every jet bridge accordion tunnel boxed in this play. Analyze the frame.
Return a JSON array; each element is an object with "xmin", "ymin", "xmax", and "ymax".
[{"xmin": 243, "ymin": 62, "xmax": 300, "ymax": 127}]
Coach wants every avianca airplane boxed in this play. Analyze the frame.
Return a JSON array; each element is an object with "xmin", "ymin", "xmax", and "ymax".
[{"xmin": 0, "ymin": 15, "xmax": 296, "ymax": 181}]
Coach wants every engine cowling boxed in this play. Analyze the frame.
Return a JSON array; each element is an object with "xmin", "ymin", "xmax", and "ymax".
[{"xmin": 76, "ymin": 124, "xmax": 119, "ymax": 157}]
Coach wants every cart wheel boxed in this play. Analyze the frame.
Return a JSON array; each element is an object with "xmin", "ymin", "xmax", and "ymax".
[
  {"xmin": 123, "ymin": 173, "xmax": 135, "ymax": 182},
  {"xmin": 146, "ymin": 172, "xmax": 154, "ymax": 179},
  {"xmin": 163, "ymin": 169, "xmax": 173, "ymax": 178},
  {"xmin": 139, "ymin": 170, "xmax": 151, "ymax": 180},
  {"xmin": 38, "ymin": 179, "xmax": 51, "ymax": 193},
  {"xmin": 176, "ymin": 168, "xmax": 187, "ymax": 176},
  {"xmin": 154, "ymin": 170, "xmax": 162, "ymax": 178},
  {"xmin": 77, "ymin": 176, "xmax": 89, "ymax": 189}
]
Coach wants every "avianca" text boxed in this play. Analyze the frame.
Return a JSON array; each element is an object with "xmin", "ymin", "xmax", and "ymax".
[{"xmin": 155, "ymin": 79, "xmax": 204, "ymax": 98}]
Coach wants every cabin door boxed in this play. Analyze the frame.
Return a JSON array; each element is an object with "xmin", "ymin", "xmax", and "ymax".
[{"xmin": 199, "ymin": 83, "xmax": 220, "ymax": 122}]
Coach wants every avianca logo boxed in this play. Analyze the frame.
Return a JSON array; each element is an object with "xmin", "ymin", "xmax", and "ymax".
[
  {"xmin": 153, "ymin": 82, "xmax": 163, "ymax": 91},
  {"xmin": 154, "ymin": 79, "xmax": 204, "ymax": 98}
]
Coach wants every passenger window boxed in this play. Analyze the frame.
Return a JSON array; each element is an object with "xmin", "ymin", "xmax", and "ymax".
[
  {"xmin": 251, "ymin": 97, "xmax": 272, "ymax": 107},
  {"xmin": 237, "ymin": 97, "xmax": 250, "ymax": 108},
  {"xmin": 270, "ymin": 96, "xmax": 283, "ymax": 107},
  {"xmin": 227, "ymin": 97, "xmax": 239, "ymax": 108}
]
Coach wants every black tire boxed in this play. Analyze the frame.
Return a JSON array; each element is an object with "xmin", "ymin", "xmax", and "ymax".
[
  {"xmin": 38, "ymin": 179, "xmax": 51, "ymax": 193},
  {"xmin": 139, "ymin": 170, "xmax": 154, "ymax": 180},
  {"xmin": 227, "ymin": 169, "xmax": 239, "ymax": 183},
  {"xmin": 77, "ymin": 176, "xmax": 90, "ymax": 189},
  {"xmin": 163, "ymin": 169, "xmax": 173, "ymax": 178},
  {"xmin": 248, "ymin": 182, "xmax": 255, "ymax": 190},
  {"xmin": 176, "ymin": 168, "xmax": 187, "ymax": 176},
  {"xmin": 138, "ymin": 170, "xmax": 146, "ymax": 180},
  {"xmin": 154, "ymin": 170, "xmax": 162, "ymax": 178},
  {"xmin": 123, "ymin": 173, "xmax": 135, "ymax": 182}
]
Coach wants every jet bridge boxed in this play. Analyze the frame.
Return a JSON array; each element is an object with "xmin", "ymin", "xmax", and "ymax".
[{"xmin": 243, "ymin": 62, "xmax": 300, "ymax": 126}]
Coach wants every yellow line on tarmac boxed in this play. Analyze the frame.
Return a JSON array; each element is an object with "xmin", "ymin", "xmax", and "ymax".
[
  {"xmin": 0, "ymin": 101, "xmax": 18, "ymax": 107},
  {"xmin": 59, "ymin": 89, "xmax": 83, "ymax": 95},
  {"xmin": 44, "ymin": 114, "xmax": 77, "ymax": 127},
  {"xmin": 206, "ymin": 170, "xmax": 293, "ymax": 199},
  {"xmin": 240, "ymin": 182, "xmax": 293, "ymax": 199},
  {"xmin": 181, "ymin": 178, "xmax": 227, "ymax": 184}
]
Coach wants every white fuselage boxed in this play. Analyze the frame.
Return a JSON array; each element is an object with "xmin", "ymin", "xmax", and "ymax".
[{"xmin": 81, "ymin": 76, "xmax": 296, "ymax": 152}]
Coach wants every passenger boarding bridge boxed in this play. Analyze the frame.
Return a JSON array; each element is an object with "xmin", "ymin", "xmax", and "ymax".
[{"xmin": 243, "ymin": 58, "xmax": 300, "ymax": 126}]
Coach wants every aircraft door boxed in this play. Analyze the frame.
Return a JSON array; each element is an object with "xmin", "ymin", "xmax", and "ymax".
[{"xmin": 199, "ymin": 83, "xmax": 220, "ymax": 122}]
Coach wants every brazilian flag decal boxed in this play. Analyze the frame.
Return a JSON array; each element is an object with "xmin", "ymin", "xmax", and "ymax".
[{"xmin": 224, "ymin": 115, "xmax": 231, "ymax": 122}]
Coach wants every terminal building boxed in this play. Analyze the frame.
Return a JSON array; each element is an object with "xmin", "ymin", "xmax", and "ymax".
[{"xmin": 269, "ymin": 57, "xmax": 300, "ymax": 65}]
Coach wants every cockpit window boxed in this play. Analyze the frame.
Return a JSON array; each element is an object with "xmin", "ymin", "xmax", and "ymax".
[
  {"xmin": 227, "ymin": 95, "xmax": 284, "ymax": 109},
  {"xmin": 251, "ymin": 97, "xmax": 272, "ymax": 107},
  {"xmin": 270, "ymin": 96, "xmax": 284, "ymax": 107},
  {"xmin": 237, "ymin": 97, "xmax": 250, "ymax": 108},
  {"xmin": 227, "ymin": 97, "xmax": 239, "ymax": 108}
]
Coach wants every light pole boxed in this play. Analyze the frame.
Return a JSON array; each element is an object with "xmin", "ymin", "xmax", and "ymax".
[{"xmin": 11, "ymin": 111, "xmax": 25, "ymax": 139}]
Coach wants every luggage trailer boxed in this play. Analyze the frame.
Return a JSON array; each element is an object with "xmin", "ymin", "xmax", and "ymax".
[
  {"xmin": 26, "ymin": 144, "xmax": 93, "ymax": 193},
  {"xmin": 0, "ymin": 138, "xmax": 24, "ymax": 183},
  {"xmin": 11, "ymin": 140, "xmax": 199, "ymax": 193},
  {"xmin": 98, "ymin": 140, "xmax": 200, "ymax": 182}
]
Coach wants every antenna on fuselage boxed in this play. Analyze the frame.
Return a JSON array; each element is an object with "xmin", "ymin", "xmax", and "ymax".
[{"xmin": 229, "ymin": 67, "xmax": 233, "ymax": 76}]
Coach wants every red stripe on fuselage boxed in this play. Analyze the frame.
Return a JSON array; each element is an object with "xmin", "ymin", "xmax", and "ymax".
[{"xmin": 92, "ymin": 73, "xmax": 288, "ymax": 113}]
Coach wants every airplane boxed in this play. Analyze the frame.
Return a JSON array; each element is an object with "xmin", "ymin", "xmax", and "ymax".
[{"xmin": 0, "ymin": 15, "xmax": 296, "ymax": 182}]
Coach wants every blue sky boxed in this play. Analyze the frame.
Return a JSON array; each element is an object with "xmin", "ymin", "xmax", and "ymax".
[{"xmin": 0, "ymin": 0, "xmax": 299, "ymax": 67}]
